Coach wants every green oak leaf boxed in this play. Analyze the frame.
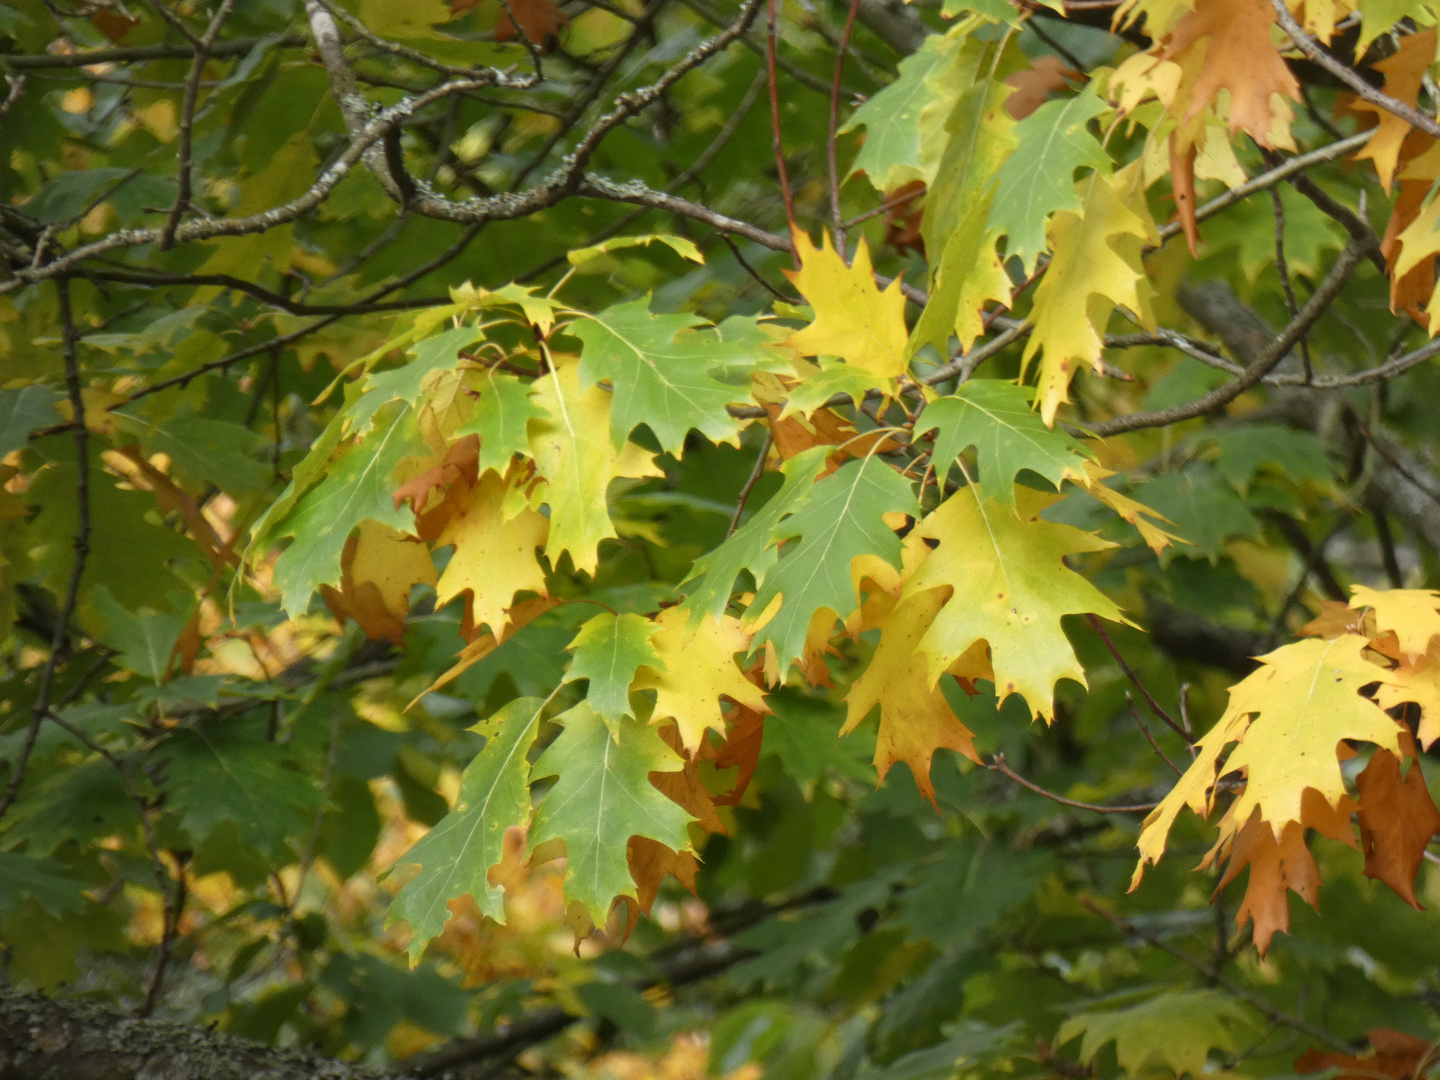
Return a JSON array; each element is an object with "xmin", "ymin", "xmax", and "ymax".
[
  {"xmin": 749, "ymin": 456, "xmax": 920, "ymax": 672},
  {"xmin": 1057, "ymin": 990, "xmax": 1253, "ymax": 1077},
  {"xmin": 841, "ymin": 32, "xmax": 965, "ymax": 194},
  {"xmin": 915, "ymin": 380, "xmax": 1092, "ymax": 510},
  {"xmin": 528, "ymin": 704, "xmax": 693, "ymax": 923},
  {"xmin": 455, "ymin": 370, "xmax": 546, "ymax": 474},
  {"xmin": 564, "ymin": 612, "xmax": 664, "ymax": 724},
  {"xmin": 386, "ymin": 697, "xmax": 544, "ymax": 962},
  {"xmin": 679, "ymin": 446, "xmax": 833, "ymax": 624},
  {"xmin": 0, "ymin": 385, "xmax": 61, "ymax": 456},
  {"xmin": 1133, "ymin": 463, "xmax": 1260, "ymax": 562},
  {"xmin": 89, "ymin": 586, "xmax": 188, "ymax": 683},
  {"xmin": 572, "ymin": 299, "xmax": 755, "ymax": 456},
  {"xmin": 911, "ymin": 62, "xmax": 1020, "ymax": 356},
  {"xmin": 112, "ymin": 402, "xmax": 270, "ymax": 494},
  {"xmin": 987, "ymin": 85, "xmax": 1112, "ymax": 273},
  {"xmin": 351, "ymin": 323, "xmax": 483, "ymax": 430},
  {"xmin": 0, "ymin": 852, "xmax": 87, "ymax": 919},
  {"xmin": 1205, "ymin": 424, "xmax": 1333, "ymax": 493},
  {"xmin": 269, "ymin": 404, "xmax": 424, "ymax": 616},
  {"xmin": 160, "ymin": 725, "xmax": 323, "ymax": 860}
]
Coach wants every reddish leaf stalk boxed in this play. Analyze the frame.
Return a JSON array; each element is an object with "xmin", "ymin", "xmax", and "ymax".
[
  {"xmin": 766, "ymin": 0, "xmax": 799, "ymax": 252},
  {"xmin": 828, "ymin": 0, "xmax": 863, "ymax": 252}
]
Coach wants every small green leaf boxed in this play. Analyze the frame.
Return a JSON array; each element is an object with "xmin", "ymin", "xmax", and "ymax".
[
  {"xmin": 89, "ymin": 585, "xmax": 187, "ymax": 683},
  {"xmin": 564, "ymin": 612, "xmax": 664, "ymax": 724},
  {"xmin": 1134, "ymin": 463, "xmax": 1260, "ymax": 562},
  {"xmin": 528, "ymin": 704, "xmax": 693, "ymax": 922},
  {"xmin": 987, "ymin": 86, "xmax": 1112, "ymax": 272},
  {"xmin": 160, "ymin": 725, "xmax": 323, "ymax": 860},
  {"xmin": 269, "ymin": 404, "xmax": 424, "ymax": 616},
  {"xmin": 0, "ymin": 852, "xmax": 87, "ymax": 918},
  {"xmin": 454, "ymin": 370, "xmax": 546, "ymax": 473},
  {"xmin": 572, "ymin": 299, "xmax": 756, "ymax": 455},
  {"xmin": 1056, "ymin": 989, "xmax": 1254, "ymax": 1077},
  {"xmin": 1206, "ymin": 424, "xmax": 1333, "ymax": 492},
  {"xmin": 680, "ymin": 446, "xmax": 832, "ymax": 624},
  {"xmin": 915, "ymin": 380, "xmax": 1092, "ymax": 510},
  {"xmin": 387, "ymin": 697, "xmax": 544, "ymax": 962},
  {"xmin": 750, "ymin": 456, "xmax": 921, "ymax": 672},
  {"xmin": 567, "ymin": 233, "xmax": 705, "ymax": 268},
  {"xmin": 113, "ymin": 403, "xmax": 270, "ymax": 494},
  {"xmin": 0, "ymin": 385, "xmax": 61, "ymax": 455}
]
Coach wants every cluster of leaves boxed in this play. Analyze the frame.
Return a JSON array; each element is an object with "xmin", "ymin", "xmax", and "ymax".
[{"xmin": 7, "ymin": 0, "xmax": 1440, "ymax": 1077}]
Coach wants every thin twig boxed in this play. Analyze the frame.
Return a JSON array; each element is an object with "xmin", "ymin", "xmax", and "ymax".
[
  {"xmin": 1127, "ymin": 693, "xmax": 1184, "ymax": 776},
  {"xmin": 1270, "ymin": 0, "xmax": 1440, "ymax": 141},
  {"xmin": 1085, "ymin": 237, "xmax": 1367, "ymax": 437},
  {"xmin": 728, "ymin": 432, "xmax": 774, "ymax": 537},
  {"xmin": 155, "ymin": 0, "xmax": 236, "ymax": 250},
  {"xmin": 828, "ymin": 0, "xmax": 864, "ymax": 251},
  {"xmin": 0, "ymin": 278, "xmax": 91, "ymax": 822},
  {"xmin": 721, "ymin": 234, "xmax": 796, "ymax": 302},
  {"xmin": 1084, "ymin": 613, "xmax": 1189, "ymax": 741},
  {"xmin": 1269, "ymin": 187, "xmax": 1312, "ymax": 382},
  {"xmin": 767, "ymin": 0, "xmax": 799, "ymax": 245},
  {"xmin": 989, "ymin": 753, "xmax": 1159, "ymax": 814},
  {"xmin": 140, "ymin": 853, "xmax": 189, "ymax": 1017}
]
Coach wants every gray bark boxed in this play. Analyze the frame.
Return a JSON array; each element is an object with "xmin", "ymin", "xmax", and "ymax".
[{"xmin": 0, "ymin": 986, "xmax": 385, "ymax": 1080}]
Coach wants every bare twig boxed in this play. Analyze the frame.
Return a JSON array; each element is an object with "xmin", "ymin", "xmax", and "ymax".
[
  {"xmin": 1085, "ymin": 237, "xmax": 1367, "ymax": 437},
  {"xmin": 1127, "ymin": 693, "xmax": 1184, "ymax": 776},
  {"xmin": 1269, "ymin": 187, "xmax": 1312, "ymax": 382},
  {"xmin": 728, "ymin": 432, "xmax": 774, "ymax": 537},
  {"xmin": 767, "ymin": 0, "xmax": 799, "ymax": 243},
  {"xmin": 989, "ymin": 753, "xmax": 1159, "ymax": 814},
  {"xmin": 0, "ymin": 279, "xmax": 91, "ymax": 822},
  {"xmin": 829, "ymin": 0, "xmax": 865, "ymax": 251},
  {"xmin": 1084, "ymin": 613, "xmax": 1189, "ymax": 742},
  {"xmin": 1270, "ymin": 0, "xmax": 1440, "ymax": 140},
  {"xmin": 156, "ymin": 0, "xmax": 237, "ymax": 250}
]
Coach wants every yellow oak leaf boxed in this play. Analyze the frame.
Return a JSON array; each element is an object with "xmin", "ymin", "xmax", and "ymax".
[
  {"xmin": 783, "ymin": 230, "xmax": 908, "ymax": 381},
  {"xmin": 635, "ymin": 607, "xmax": 769, "ymax": 753},
  {"xmin": 1349, "ymin": 29, "xmax": 1436, "ymax": 192},
  {"xmin": 1134, "ymin": 635, "xmax": 1402, "ymax": 887},
  {"xmin": 842, "ymin": 588, "xmax": 981, "ymax": 806},
  {"xmin": 528, "ymin": 356, "xmax": 664, "ymax": 575},
  {"xmin": 1375, "ymin": 648, "xmax": 1440, "ymax": 749},
  {"xmin": 1348, "ymin": 585, "xmax": 1440, "ymax": 661},
  {"xmin": 433, "ymin": 468, "xmax": 550, "ymax": 637},
  {"xmin": 903, "ymin": 485, "xmax": 1125, "ymax": 721},
  {"xmin": 1021, "ymin": 166, "xmax": 1157, "ymax": 425},
  {"xmin": 321, "ymin": 520, "xmax": 437, "ymax": 644},
  {"xmin": 1387, "ymin": 183, "xmax": 1440, "ymax": 333},
  {"xmin": 1074, "ymin": 463, "xmax": 1181, "ymax": 555}
]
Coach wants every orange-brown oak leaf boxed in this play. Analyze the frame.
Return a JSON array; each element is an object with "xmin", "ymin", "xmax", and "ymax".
[
  {"xmin": 1355, "ymin": 740, "xmax": 1440, "ymax": 908},
  {"xmin": 1159, "ymin": 0, "xmax": 1299, "ymax": 147},
  {"xmin": 713, "ymin": 704, "xmax": 765, "ymax": 807},
  {"xmin": 1296, "ymin": 1029, "xmax": 1434, "ymax": 1080}
]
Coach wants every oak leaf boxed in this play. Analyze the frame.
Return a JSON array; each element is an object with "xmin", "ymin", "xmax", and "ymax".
[
  {"xmin": 1349, "ymin": 584, "xmax": 1440, "ymax": 660},
  {"xmin": 321, "ymin": 521, "xmax": 437, "ymax": 644},
  {"xmin": 1135, "ymin": 636, "xmax": 1403, "ymax": 885},
  {"xmin": 1349, "ymin": 30, "xmax": 1436, "ymax": 191},
  {"xmin": 784, "ymin": 231, "xmax": 909, "ymax": 381},
  {"xmin": 386, "ymin": 697, "xmax": 544, "ymax": 960},
  {"xmin": 842, "ymin": 588, "xmax": 981, "ymax": 806},
  {"xmin": 904, "ymin": 485, "xmax": 1124, "ymax": 721},
  {"xmin": 635, "ymin": 608, "xmax": 769, "ymax": 754},
  {"xmin": 527, "ymin": 356, "xmax": 664, "ymax": 576},
  {"xmin": 528, "ymin": 705, "xmax": 695, "ymax": 924},
  {"xmin": 748, "ymin": 456, "xmax": 920, "ymax": 674},
  {"xmin": 1021, "ymin": 165, "xmax": 1158, "ymax": 425},
  {"xmin": 914, "ymin": 378, "xmax": 1092, "ymax": 510},
  {"xmin": 1158, "ymin": 0, "xmax": 1300, "ymax": 147},
  {"xmin": 1355, "ymin": 741, "xmax": 1440, "ymax": 908},
  {"xmin": 433, "ymin": 468, "xmax": 550, "ymax": 639},
  {"xmin": 454, "ymin": 372, "xmax": 546, "ymax": 475}
]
